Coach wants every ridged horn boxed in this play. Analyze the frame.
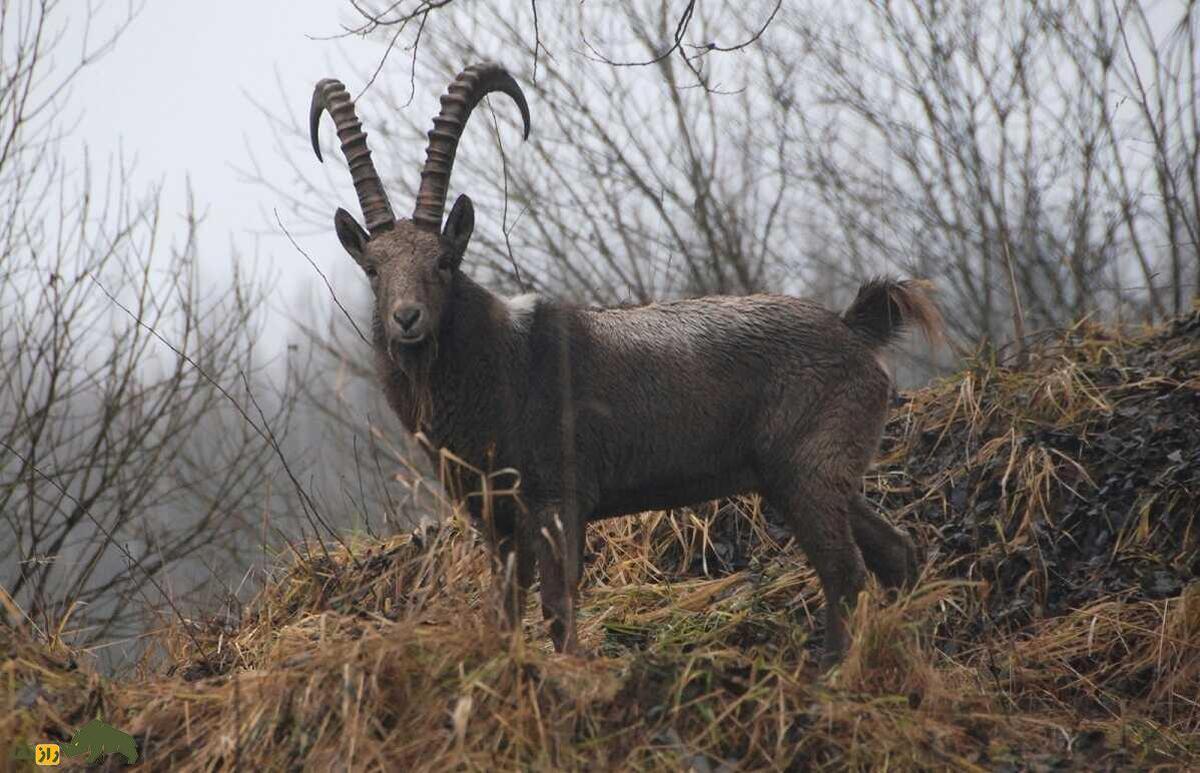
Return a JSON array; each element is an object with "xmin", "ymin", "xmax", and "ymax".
[
  {"xmin": 412, "ymin": 62, "xmax": 531, "ymax": 232},
  {"xmin": 310, "ymin": 79, "xmax": 396, "ymax": 236}
]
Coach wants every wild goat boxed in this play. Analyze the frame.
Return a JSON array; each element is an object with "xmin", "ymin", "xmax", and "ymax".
[{"xmin": 309, "ymin": 63, "xmax": 942, "ymax": 664}]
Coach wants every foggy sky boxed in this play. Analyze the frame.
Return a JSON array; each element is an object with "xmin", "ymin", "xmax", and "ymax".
[{"xmin": 70, "ymin": 2, "xmax": 381, "ymax": 324}]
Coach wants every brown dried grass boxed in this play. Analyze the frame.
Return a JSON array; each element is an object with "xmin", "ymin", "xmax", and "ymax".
[{"xmin": 5, "ymin": 313, "xmax": 1199, "ymax": 771}]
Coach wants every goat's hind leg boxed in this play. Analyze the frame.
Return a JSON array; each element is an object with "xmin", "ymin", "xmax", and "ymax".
[
  {"xmin": 764, "ymin": 474, "xmax": 867, "ymax": 667},
  {"xmin": 849, "ymin": 494, "xmax": 920, "ymax": 591}
]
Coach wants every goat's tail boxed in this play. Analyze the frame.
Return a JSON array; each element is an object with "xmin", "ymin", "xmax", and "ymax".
[{"xmin": 841, "ymin": 277, "xmax": 944, "ymax": 349}]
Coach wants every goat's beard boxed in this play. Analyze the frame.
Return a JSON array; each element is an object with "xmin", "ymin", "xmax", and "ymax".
[{"xmin": 388, "ymin": 336, "xmax": 438, "ymax": 429}]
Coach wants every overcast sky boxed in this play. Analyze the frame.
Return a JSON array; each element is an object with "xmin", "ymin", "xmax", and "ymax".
[{"xmin": 71, "ymin": 1, "xmax": 380, "ymax": 305}]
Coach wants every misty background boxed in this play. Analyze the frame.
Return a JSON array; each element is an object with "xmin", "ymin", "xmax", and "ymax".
[{"xmin": 3, "ymin": 0, "xmax": 1196, "ymax": 670}]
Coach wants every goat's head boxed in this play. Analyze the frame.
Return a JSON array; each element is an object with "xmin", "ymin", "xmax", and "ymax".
[{"xmin": 309, "ymin": 64, "xmax": 530, "ymax": 364}]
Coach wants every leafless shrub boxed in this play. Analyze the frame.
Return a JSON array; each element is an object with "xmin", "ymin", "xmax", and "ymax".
[
  {"xmin": 275, "ymin": 1, "xmax": 1196, "ymax": 381},
  {"xmin": 783, "ymin": 0, "xmax": 1199, "ymax": 340},
  {"xmin": 0, "ymin": 0, "xmax": 307, "ymax": 658}
]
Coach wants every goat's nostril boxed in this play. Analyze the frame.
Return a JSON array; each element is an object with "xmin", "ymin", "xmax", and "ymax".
[{"xmin": 393, "ymin": 306, "xmax": 423, "ymax": 332}]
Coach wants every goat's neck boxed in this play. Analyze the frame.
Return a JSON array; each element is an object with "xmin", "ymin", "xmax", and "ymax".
[{"xmin": 381, "ymin": 274, "xmax": 527, "ymax": 462}]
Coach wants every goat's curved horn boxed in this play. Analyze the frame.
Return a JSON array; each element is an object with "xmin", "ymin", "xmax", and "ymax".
[
  {"xmin": 310, "ymin": 79, "xmax": 396, "ymax": 236},
  {"xmin": 412, "ymin": 62, "xmax": 531, "ymax": 232}
]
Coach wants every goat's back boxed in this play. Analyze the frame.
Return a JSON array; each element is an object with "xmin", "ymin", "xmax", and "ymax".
[{"xmin": 528, "ymin": 294, "xmax": 891, "ymax": 510}]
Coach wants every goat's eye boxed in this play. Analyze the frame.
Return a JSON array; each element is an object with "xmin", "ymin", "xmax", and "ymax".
[{"xmin": 365, "ymin": 266, "xmax": 378, "ymax": 279}]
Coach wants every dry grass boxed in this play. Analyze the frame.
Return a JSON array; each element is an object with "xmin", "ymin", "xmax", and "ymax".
[{"xmin": 4, "ymin": 311, "xmax": 1199, "ymax": 771}]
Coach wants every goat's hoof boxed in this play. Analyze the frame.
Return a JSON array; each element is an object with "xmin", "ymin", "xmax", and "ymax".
[
  {"xmin": 819, "ymin": 638, "xmax": 848, "ymax": 671},
  {"xmin": 819, "ymin": 652, "xmax": 843, "ymax": 672}
]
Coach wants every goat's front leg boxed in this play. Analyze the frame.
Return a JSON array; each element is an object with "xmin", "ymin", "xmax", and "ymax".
[
  {"xmin": 495, "ymin": 516, "xmax": 536, "ymax": 632},
  {"xmin": 534, "ymin": 503, "xmax": 582, "ymax": 653}
]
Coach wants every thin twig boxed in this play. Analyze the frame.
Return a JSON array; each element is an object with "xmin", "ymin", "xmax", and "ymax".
[
  {"xmin": 275, "ymin": 209, "xmax": 371, "ymax": 347},
  {"xmin": 487, "ymin": 98, "xmax": 527, "ymax": 292},
  {"xmin": 1002, "ymin": 242, "xmax": 1028, "ymax": 369}
]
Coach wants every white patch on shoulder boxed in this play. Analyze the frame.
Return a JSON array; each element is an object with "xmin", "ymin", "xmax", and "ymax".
[
  {"xmin": 504, "ymin": 292, "xmax": 539, "ymax": 331},
  {"xmin": 874, "ymin": 350, "xmax": 893, "ymax": 379}
]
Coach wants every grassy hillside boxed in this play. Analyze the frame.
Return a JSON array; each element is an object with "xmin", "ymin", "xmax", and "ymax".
[{"xmin": 4, "ymin": 311, "xmax": 1199, "ymax": 771}]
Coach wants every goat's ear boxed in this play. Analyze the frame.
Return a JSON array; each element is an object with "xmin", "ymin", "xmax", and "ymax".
[
  {"xmin": 440, "ymin": 194, "xmax": 474, "ymax": 271},
  {"xmin": 334, "ymin": 208, "xmax": 370, "ymax": 265}
]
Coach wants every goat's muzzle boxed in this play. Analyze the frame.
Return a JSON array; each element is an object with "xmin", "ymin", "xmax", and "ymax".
[
  {"xmin": 388, "ymin": 303, "xmax": 430, "ymax": 346},
  {"xmin": 385, "ymin": 303, "xmax": 436, "ymax": 375}
]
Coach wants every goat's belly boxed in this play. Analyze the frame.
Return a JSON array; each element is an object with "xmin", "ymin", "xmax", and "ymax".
[{"xmin": 591, "ymin": 466, "xmax": 760, "ymax": 520}]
